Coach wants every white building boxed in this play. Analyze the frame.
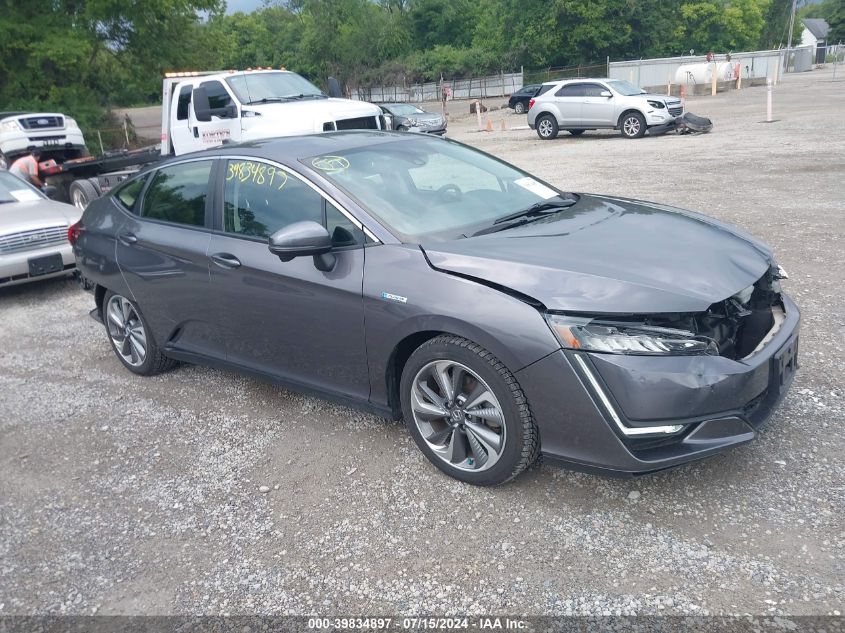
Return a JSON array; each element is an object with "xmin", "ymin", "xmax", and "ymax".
[{"xmin": 801, "ymin": 18, "xmax": 830, "ymax": 64}]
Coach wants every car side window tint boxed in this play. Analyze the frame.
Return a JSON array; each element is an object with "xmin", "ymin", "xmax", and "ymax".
[
  {"xmin": 140, "ymin": 160, "xmax": 213, "ymax": 227},
  {"xmin": 176, "ymin": 85, "xmax": 192, "ymax": 121},
  {"xmin": 326, "ymin": 202, "xmax": 365, "ymax": 247},
  {"xmin": 205, "ymin": 81, "xmax": 233, "ymax": 110},
  {"xmin": 115, "ymin": 176, "xmax": 147, "ymax": 212},
  {"xmin": 555, "ymin": 84, "xmax": 584, "ymax": 97},
  {"xmin": 582, "ymin": 84, "xmax": 607, "ymax": 97},
  {"xmin": 223, "ymin": 160, "xmax": 322, "ymax": 238},
  {"xmin": 536, "ymin": 85, "xmax": 554, "ymax": 97}
]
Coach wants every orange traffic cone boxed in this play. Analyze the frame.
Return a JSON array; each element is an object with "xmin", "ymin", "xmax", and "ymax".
[{"xmin": 485, "ymin": 118, "xmax": 493, "ymax": 132}]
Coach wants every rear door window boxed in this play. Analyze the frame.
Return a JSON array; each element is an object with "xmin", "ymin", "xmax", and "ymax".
[
  {"xmin": 140, "ymin": 160, "xmax": 213, "ymax": 228},
  {"xmin": 114, "ymin": 175, "xmax": 148, "ymax": 212}
]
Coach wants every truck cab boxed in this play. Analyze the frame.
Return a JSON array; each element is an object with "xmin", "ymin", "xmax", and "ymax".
[{"xmin": 163, "ymin": 70, "xmax": 384, "ymax": 156}]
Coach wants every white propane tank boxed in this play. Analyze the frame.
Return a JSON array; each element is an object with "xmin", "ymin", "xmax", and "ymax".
[{"xmin": 675, "ymin": 62, "xmax": 736, "ymax": 85}]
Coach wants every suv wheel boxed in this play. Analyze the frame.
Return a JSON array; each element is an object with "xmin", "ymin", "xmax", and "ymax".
[
  {"xmin": 514, "ymin": 102, "xmax": 526, "ymax": 114},
  {"xmin": 535, "ymin": 115, "xmax": 559, "ymax": 140},
  {"xmin": 401, "ymin": 335, "xmax": 540, "ymax": 486},
  {"xmin": 620, "ymin": 112, "xmax": 646, "ymax": 139}
]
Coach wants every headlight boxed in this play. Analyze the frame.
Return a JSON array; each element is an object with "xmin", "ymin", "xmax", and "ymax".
[
  {"xmin": 545, "ymin": 314, "xmax": 718, "ymax": 356},
  {"xmin": 65, "ymin": 117, "xmax": 78, "ymax": 128},
  {"xmin": 1, "ymin": 120, "xmax": 21, "ymax": 133},
  {"xmin": 405, "ymin": 118, "xmax": 419, "ymax": 127},
  {"xmin": 647, "ymin": 100, "xmax": 666, "ymax": 109}
]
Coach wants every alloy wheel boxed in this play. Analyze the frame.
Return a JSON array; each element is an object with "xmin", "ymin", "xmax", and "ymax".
[
  {"xmin": 623, "ymin": 116, "xmax": 641, "ymax": 137},
  {"xmin": 410, "ymin": 360, "xmax": 506, "ymax": 472},
  {"xmin": 537, "ymin": 119, "xmax": 554, "ymax": 138},
  {"xmin": 105, "ymin": 294, "xmax": 147, "ymax": 367}
]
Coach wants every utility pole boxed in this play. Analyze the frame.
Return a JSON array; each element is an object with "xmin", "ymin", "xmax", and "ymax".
[{"xmin": 785, "ymin": 0, "xmax": 798, "ymax": 74}]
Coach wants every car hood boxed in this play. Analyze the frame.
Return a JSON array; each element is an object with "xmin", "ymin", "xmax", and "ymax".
[
  {"xmin": 245, "ymin": 98, "xmax": 381, "ymax": 122},
  {"xmin": 421, "ymin": 194, "xmax": 773, "ymax": 314},
  {"xmin": 642, "ymin": 93, "xmax": 681, "ymax": 105},
  {"xmin": 0, "ymin": 199, "xmax": 80, "ymax": 234}
]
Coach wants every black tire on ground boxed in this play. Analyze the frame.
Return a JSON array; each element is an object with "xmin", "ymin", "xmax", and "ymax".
[
  {"xmin": 400, "ymin": 335, "xmax": 540, "ymax": 486},
  {"xmin": 567, "ymin": 129, "xmax": 585, "ymax": 136},
  {"xmin": 69, "ymin": 179, "xmax": 100, "ymax": 211},
  {"xmin": 620, "ymin": 111, "xmax": 647, "ymax": 138},
  {"xmin": 535, "ymin": 114, "xmax": 559, "ymax": 140},
  {"xmin": 514, "ymin": 101, "xmax": 526, "ymax": 114},
  {"xmin": 102, "ymin": 290, "xmax": 177, "ymax": 376}
]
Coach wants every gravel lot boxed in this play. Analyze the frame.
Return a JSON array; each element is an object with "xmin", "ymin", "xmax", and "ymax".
[{"xmin": 1, "ymin": 68, "xmax": 843, "ymax": 618}]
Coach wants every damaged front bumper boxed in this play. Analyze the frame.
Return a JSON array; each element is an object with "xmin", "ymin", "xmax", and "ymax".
[{"xmin": 517, "ymin": 293, "xmax": 800, "ymax": 475}]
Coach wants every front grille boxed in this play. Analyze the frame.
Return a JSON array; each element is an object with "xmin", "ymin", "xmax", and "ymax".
[
  {"xmin": 669, "ymin": 106, "xmax": 683, "ymax": 116},
  {"xmin": 0, "ymin": 226, "xmax": 67, "ymax": 254},
  {"xmin": 18, "ymin": 116, "xmax": 64, "ymax": 130},
  {"xmin": 335, "ymin": 116, "xmax": 379, "ymax": 131},
  {"xmin": 28, "ymin": 135, "xmax": 66, "ymax": 142}
]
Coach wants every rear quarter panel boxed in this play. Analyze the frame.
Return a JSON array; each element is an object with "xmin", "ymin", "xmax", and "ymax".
[{"xmin": 73, "ymin": 197, "xmax": 132, "ymax": 298}]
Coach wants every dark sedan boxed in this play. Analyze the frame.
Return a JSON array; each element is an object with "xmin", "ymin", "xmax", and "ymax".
[
  {"xmin": 379, "ymin": 103, "xmax": 446, "ymax": 135},
  {"xmin": 508, "ymin": 84, "xmax": 542, "ymax": 114},
  {"xmin": 71, "ymin": 131, "xmax": 799, "ymax": 485}
]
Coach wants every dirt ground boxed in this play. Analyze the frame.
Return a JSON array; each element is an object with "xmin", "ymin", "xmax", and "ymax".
[{"xmin": 1, "ymin": 67, "xmax": 843, "ymax": 618}]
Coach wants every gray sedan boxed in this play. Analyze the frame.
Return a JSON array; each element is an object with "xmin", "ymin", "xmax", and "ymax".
[
  {"xmin": 0, "ymin": 171, "xmax": 80, "ymax": 287},
  {"xmin": 379, "ymin": 103, "xmax": 446, "ymax": 135},
  {"xmin": 72, "ymin": 131, "xmax": 799, "ymax": 485}
]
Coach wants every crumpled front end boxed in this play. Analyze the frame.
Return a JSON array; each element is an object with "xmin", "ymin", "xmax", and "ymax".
[{"xmin": 518, "ymin": 267, "xmax": 800, "ymax": 474}]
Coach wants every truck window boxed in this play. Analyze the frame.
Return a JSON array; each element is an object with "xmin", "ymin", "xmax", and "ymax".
[
  {"xmin": 176, "ymin": 85, "xmax": 192, "ymax": 121},
  {"xmin": 204, "ymin": 81, "xmax": 233, "ymax": 110}
]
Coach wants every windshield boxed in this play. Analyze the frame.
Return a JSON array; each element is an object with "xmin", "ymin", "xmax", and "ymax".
[
  {"xmin": 226, "ymin": 72, "xmax": 325, "ymax": 104},
  {"xmin": 387, "ymin": 104, "xmax": 425, "ymax": 116},
  {"xmin": 0, "ymin": 171, "xmax": 45, "ymax": 203},
  {"xmin": 305, "ymin": 137, "xmax": 569, "ymax": 242},
  {"xmin": 607, "ymin": 80, "xmax": 645, "ymax": 96}
]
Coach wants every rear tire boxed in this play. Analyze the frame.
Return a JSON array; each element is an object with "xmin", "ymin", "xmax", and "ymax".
[
  {"xmin": 401, "ymin": 335, "xmax": 540, "ymax": 486},
  {"xmin": 102, "ymin": 290, "xmax": 177, "ymax": 376},
  {"xmin": 535, "ymin": 114, "xmax": 559, "ymax": 140},
  {"xmin": 514, "ymin": 102, "xmax": 526, "ymax": 114},
  {"xmin": 69, "ymin": 179, "xmax": 100, "ymax": 211}
]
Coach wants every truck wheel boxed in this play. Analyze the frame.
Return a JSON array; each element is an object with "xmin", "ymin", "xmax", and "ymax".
[{"xmin": 69, "ymin": 179, "xmax": 100, "ymax": 211}]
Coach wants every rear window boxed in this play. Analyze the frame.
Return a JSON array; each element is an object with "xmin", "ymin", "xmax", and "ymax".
[
  {"xmin": 140, "ymin": 160, "xmax": 213, "ymax": 228},
  {"xmin": 536, "ymin": 84, "xmax": 555, "ymax": 97},
  {"xmin": 114, "ymin": 176, "xmax": 147, "ymax": 211}
]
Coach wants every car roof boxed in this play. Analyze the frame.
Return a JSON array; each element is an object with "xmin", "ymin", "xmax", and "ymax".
[
  {"xmin": 164, "ymin": 130, "xmax": 428, "ymax": 166},
  {"xmin": 541, "ymin": 77, "xmax": 614, "ymax": 86}
]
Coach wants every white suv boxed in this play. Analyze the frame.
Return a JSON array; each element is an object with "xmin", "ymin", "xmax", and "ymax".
[
  {"xmin": 0, "ymin": 111, "xmax": 87, "ymax": 163},
  {"xmin": 527, "ymin": 78, "xmax": 683, "ymax": 140}
]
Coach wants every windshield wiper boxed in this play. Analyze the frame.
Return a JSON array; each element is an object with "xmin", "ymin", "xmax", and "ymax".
[
  {"xmin": 284, "ymin": 93, "xmax": 327, "ymax": 100},
  {"xmin": 470, "ymin": 198, "xmax": 578, "ymax": 237},
  {"xmin": 245, "ymin": 97, "xmax": 293, "ymax": 105}
]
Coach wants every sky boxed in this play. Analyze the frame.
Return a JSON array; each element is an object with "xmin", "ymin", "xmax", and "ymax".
[{"xmin": 226, "ymin": 0, "xmax": 266, "ymax": 13}]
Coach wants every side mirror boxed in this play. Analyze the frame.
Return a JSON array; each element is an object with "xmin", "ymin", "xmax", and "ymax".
[
  {"xmin": 327, "ymin": 76, "xmax": 342, "ymax": 98},
  {"xmin": 193, "ymin": 86, "xmax": 212, "ymax": 122},
  {"xmin": 43, "ymin": 185, "xmax": 58, "ymax": 200},
  {"xmin": 268, "ymin": 220, "xmax": 335, "ymax": 271},
  {"xmin": 192, "ymin": 86, "xmax": 237, "ymax": 122},
  {"xmin": 600, "ymin": 90, "xmax": 613, "ymax": 98}
]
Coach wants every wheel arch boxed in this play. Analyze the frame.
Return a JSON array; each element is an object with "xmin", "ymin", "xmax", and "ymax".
[
  {"xmin": 617, "ymin": 108, "xmax": 646, "ymax": 129},
  {"xmin": 384, "ymin": 316, "xmax": 532, "ymax": 420}
]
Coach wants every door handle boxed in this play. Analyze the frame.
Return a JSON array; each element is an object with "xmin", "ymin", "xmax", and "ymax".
[
  {"xmin": 211, "ymin": 252, "xmax": 241, "ymax": 269},
  {"xmin": 118, "ymin": 233, "xmax": 138, "ymax": 245},
  {"xmin": 193, "ymin": 126, "xmax": 199, "ymax": 138}
]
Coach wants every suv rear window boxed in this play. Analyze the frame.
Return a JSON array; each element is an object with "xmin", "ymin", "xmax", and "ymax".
[{"xmin": 536, "ymin": 85, "xmax": 555, "ymax": 97}]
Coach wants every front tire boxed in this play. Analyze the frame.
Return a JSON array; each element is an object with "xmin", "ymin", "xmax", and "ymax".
[
  {"xmin": 620, "ymin": 111, "xmax": 646, "ymax": 138},
  {"xmin": 514, "ymin": 102, "xmax": 526, "ymax": 114},
  {"xmin": 103, "ymin": 291, "xmax": 176, "ymax": 376},
  {"xmin": 535, "ymin": 114, "xmax": 559, "ymax": 140},
  {"xmin": 401, "ymin": 335, "xmax": 540, "ymax": 486}
]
